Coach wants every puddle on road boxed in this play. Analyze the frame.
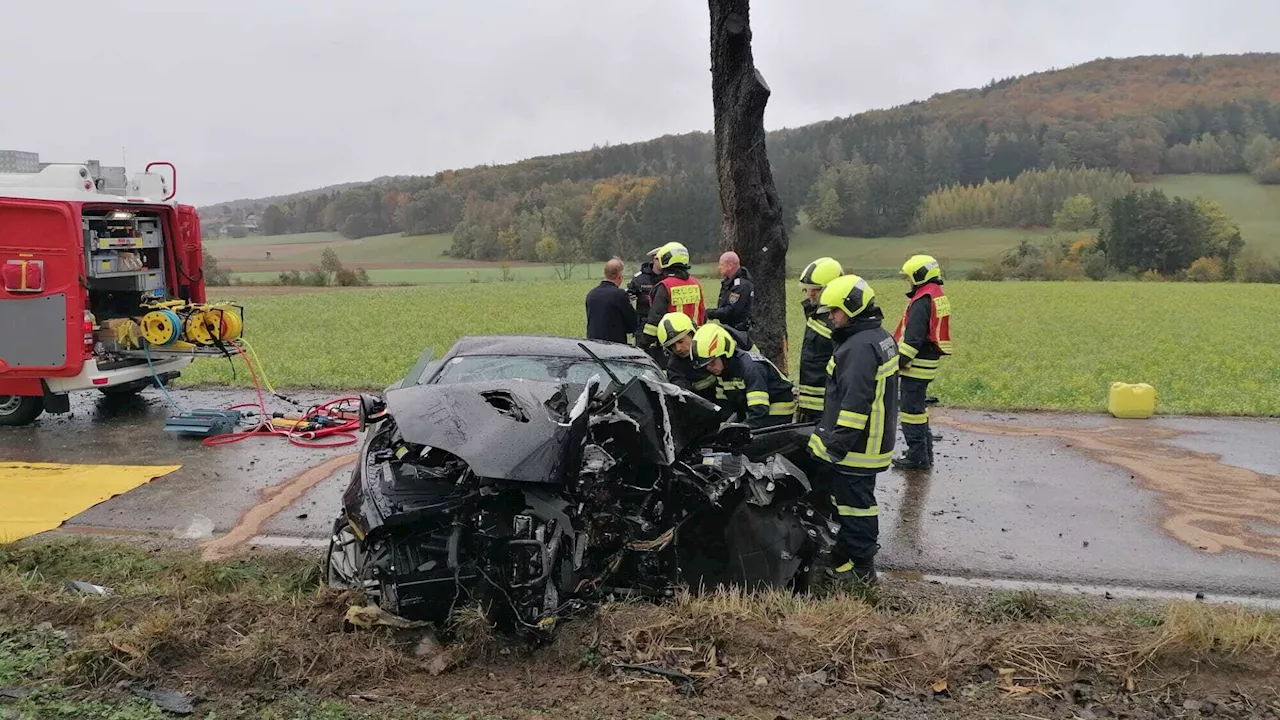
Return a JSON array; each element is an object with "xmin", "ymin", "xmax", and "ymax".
[{"xmin": 937, "ymin": 416, "xmax": 1280, "ymax": 560}]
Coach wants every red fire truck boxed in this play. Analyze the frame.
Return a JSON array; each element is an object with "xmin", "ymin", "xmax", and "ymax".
[{"xmin": 0, "ymin": 162, "xmax": 206, "ymax": 426}]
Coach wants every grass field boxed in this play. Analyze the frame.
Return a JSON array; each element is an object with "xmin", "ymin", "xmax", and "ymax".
[
  {"xmin": 194, "ymin": 279, "xmax": 1280, "ymax": 415},
  {"xmin": 1147, "ymin": 173, "xmax": 1280, "ymax": 257}
]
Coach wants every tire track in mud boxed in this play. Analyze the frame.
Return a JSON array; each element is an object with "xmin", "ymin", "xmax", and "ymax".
[
  {"xmin": 936, "ymin": 415, "xmax": 1280, "ymax": 560},
  {"xmin": 200, "ymin": 453, "xmax": 357, "ymax": 562}
]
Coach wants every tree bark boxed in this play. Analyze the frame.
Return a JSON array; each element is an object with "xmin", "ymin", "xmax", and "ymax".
[{"xmin": 708, "ymin": 0, "xmax": 790, "ymax": 371}]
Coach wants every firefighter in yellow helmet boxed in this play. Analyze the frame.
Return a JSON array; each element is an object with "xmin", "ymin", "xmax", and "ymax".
[
  {"xmin": 892, "ymin": 254, "xmax": 952, "ymax": 471},
  {"xmin": 689, "ymin": 323, "xmax": 794, "ymax": 429},
  {"xmin": 657, "ymin": 312, "xmax": 757, "ymax": 402},
  {"xmin": 796, "ymin": 257, "xmax": 843, "ymax": 424},
  {"xmin": 807, "ymin": 274, "xmax": 899, "ymax": 586},
  {"xmin": 640, "ymin": 242, "xmax": 705, "ymax": 353}
]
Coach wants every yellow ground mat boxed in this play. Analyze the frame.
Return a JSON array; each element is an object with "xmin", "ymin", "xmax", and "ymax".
[{"xmin": 0, "ymin": 462, "xmax": 181, "ymax": 543}]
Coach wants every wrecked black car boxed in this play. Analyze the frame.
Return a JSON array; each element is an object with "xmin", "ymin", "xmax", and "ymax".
[{"xmin": 325, "ymin": 335, "xmax": 832, "ymax": 637}]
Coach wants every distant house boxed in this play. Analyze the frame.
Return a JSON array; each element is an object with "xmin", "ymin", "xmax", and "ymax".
[{"xmin": 242, "ymin": 213, "xmax": 261, "ymax": 234}]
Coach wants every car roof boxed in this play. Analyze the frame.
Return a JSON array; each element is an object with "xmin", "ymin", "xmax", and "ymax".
[{"xmin": 448, "ymin": 335, "xmax": 655, "ymax": 363}]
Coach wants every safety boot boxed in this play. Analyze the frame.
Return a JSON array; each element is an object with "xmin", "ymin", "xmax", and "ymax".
[{"xmin": 893, "ymin": 424, "xmax": 933, "ymax": 470}]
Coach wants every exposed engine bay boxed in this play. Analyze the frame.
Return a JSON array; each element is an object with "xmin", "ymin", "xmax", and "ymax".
[{"xmin": 326, "ymin": 362, "xmax": 835, "ymax": 639}]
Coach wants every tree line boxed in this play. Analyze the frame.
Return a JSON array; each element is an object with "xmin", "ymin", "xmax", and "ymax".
[{"xmin": 199, "ymin": 55, "xmax": 1280, "ymax": 263}]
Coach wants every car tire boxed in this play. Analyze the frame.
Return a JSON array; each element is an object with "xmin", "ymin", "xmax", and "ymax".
[{"xmin": 0, "ymin": 395, "xmax": 45, "ymax": 427}]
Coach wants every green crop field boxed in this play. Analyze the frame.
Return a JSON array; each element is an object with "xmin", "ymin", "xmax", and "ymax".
[{"xmin": 193, "ymin": 279, "xmax": 1280, "ymax": 416}]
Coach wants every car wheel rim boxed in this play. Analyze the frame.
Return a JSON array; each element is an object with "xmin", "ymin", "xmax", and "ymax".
[{"xmin": 0, "ymin": 396, "xmax": 20, "ymax": 415}]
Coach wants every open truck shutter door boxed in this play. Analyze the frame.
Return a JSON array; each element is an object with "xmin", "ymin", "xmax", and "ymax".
[
  {"xmin": 0, "ymin": 198, "xmax": 83, "ymax": 379},
  {"xmin": 175, "ymin": 204, "xmax": 206, "ymax": 303}
]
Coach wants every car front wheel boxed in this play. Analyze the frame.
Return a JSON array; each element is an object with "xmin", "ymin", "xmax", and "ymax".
[{"xmin": 0, "ymin": 395, "xmax": 45, "ymax": 427}]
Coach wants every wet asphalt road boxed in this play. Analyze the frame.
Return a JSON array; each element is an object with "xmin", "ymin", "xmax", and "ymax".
[{"xmin": 2, "ymin": 389, "xmax": 1278, "ymax": 598}]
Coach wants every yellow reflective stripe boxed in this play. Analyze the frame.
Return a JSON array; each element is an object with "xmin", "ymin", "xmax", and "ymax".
[
  {"xmin": 643, "ymin": 323, "xmax": 660, "ymax": 336},
  {"xmin": 866, "ymin": 367, "xmax": 887, "ymax": 462},
  {"xmin": 798, "ymin": 396, "xmax": 824, "ymax": 410},
  {"xmin": 900, "ymin": 411, "xmax": 929, "ymax": 425},
  {"xmin": 808, "ymin": 433, "xmax": 893, "ymax": 469},
  {"xmin": 769, "ymin": 401, "xmax": 797, "ymax": 416},
  {"xmin": 746, "ymin": 390, "xmax": 770, "ymax": 407},
  {"xmin": 805, "ymin": 316, "xmax": 832, "ymax": 339},
  {"xmin": 911, "ymin": 358, "xmax": 940, "ymax": 368},
  {"xmin": 877, "ymin": 358, "xmax": 898, "ymax": 379},
  {"xmin": 898, "ymin": 341, "xmax": 919, "ymax": 359},
  {"xmin": 902, "ymin": 366, "xmax": 938, "ymax": 380},
  {"xmin": 797, "ymin": 384, "xmax": 825, "ymax": 396},
  {"xmin": 720, "ymin": 379, "xmax": 746, "ymax": 390},
  {"xmin": 837, "ymin": 410, "xmax": 868, "ymax": 430},
  {"xmin": 826, "ymin": 357, "xmax": 835, "ymax": 375},
  {"xmin": 693, "ymin": 375, "xmax": 718, "ymax": 390},
  {"xmin": 836, "ymin": 504, "xmax": 880, "ymax": 517},
  {"xmin": 937, "ymin": 340, "xmax": 954, "ymax": 354},
  {"xmin": 715, "ymin": 388, "xmax": 728, "ymax": 400},
  {"xmin": 834, "ymin": 561, "xmax": 855, "ymax": 573}
]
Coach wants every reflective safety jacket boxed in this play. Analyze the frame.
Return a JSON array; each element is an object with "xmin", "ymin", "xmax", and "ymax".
[
  {"xmin": 713, "ymin": 350, "xmax": 796, "ymax": 428},
  {"xmin": 808, "ymin": 309, "xmax": 900, "ymax": 473},
  {"xmin": 642, "ymin": 268, "xmax": 705, "ymax": 346},
  {"xmin": 798, "ymin": 299, "xmax": 835, "ymax": 413},
  {"xmin": 893, "ymin": 281, "xmax": 952, "ymax": 382},
  {"xmin": 664, "ymin": 325, "xmax": 758, "ymax": 403}
]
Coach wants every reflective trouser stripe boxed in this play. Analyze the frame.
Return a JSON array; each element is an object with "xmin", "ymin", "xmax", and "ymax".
[
  {"xmin": 831, "ymin": 496, "xmax": 880, "ymax": 517},
  {"xmin": 746, "ymin": 391, "xmax": 769, "ymax": 407},
  {"xmin": 838, "ymin": 410, "xmax": 868, "ymax": 429},
  {"xmin": 902, "ymin": 366, "xmax": 938, "ymax": 380},
  {"xmin": 900, "ymin": 411, "xmax": 929, "ymax": 425},
  {"xmin": 798, "ymin": 396, "xmax": 824, "ymax": 410},
  {"xmin": 808, "ymin": 433, "xmax": 894, "ymax": 469},
  {"xmin": 769, "ymin": 401, "xmax": 797, "ymax": 416}
]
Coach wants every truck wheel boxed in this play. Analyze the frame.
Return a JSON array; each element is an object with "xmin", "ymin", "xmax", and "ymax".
[{"xmin": 0, "ymin": 395, "xmax": 45, "ymax": 427}]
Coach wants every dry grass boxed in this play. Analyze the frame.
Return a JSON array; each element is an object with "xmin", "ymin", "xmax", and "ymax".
[{"xmin": 1, "ymin": 539, "xmax": 1278, "ymax": 705}]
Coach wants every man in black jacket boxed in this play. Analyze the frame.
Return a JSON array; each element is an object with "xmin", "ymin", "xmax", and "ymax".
[
  {"xmin": 690, "ymin": 323, "xmax": 795, "ymax": 429},
  {"xmin": 705, "ymin": 251, "xmax": 754, "ymax": 332},
  {"xmin": 807, "ymin": 273, "xmax": 900, "ymax": 586},
  {"xmin": 585, "ymin": 257, "xmax": 637, "ymax": 344}
]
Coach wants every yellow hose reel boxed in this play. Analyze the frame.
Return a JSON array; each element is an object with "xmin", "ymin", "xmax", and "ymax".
[{"xmin": 138, "ymin": 301, "xmax": 244, "ymax": 348}]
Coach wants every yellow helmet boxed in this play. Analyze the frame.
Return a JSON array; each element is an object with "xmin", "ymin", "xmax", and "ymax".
[
  {"xmin": 799, "ymin": 257, "xmax": 843, "ymax": 288},
  {"xmin": 655, "ymin": 242, "xmax": 690, "ymax": 269},
  {"xmin": 902, "ymin": 254, "xmax": 942, "ymax": 285},
  {"xmin": 819, "ymin": 274, "xmax": 876, "ymax": 319},
  {"xmin": 690, "ymin": 323, "xmax": 736, "ymax": 368},
  {"xmin": 657, "ymin": 311, "xmax": 696, "ymax": 348}
]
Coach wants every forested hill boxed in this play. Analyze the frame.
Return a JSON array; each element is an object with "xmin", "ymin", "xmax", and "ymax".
[{"xmin": 199, "ymin": 53, "xmax": 1280, "ymax": 263}]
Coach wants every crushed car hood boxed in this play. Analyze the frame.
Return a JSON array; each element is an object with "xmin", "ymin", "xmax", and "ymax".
[{"xmin": 384, "ymin": 379, "xmax": 583, "ymax": 483}]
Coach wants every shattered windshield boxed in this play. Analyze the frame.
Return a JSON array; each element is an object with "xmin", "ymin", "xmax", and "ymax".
[{"xmin": 430, "ymin": 354, "xmax": 659, "ymax": 386}]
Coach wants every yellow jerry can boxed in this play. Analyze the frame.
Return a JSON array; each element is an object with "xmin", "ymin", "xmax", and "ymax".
[{"xmin": 1107, "ymin": 382, "xmax": 1156, "ymax": 419}]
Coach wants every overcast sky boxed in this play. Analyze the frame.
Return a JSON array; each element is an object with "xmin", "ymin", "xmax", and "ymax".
[{"xmin": 3, "ymin": 0, "xmax": 1276, "ymax": 205}]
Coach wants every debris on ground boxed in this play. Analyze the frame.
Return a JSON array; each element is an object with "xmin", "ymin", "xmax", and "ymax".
[
  {"xmin": 173, "ymin": 514, "xmax": 214, "ymax": 540},
  {"xmin": 64, "ymin": 580, "xmax": 112, "ymax": 595},
  {"xmin": 343, "ymin": 604, "xmax": 430, "ymax": 630},
  {"xmin": 131, "ymin": 687, "xmax": 196, "ymax": 715}
]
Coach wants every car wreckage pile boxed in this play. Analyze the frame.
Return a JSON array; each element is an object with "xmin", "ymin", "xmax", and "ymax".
[{"xmin": 326, "ymin": 351, "xmax": 837, "ymax": 639}]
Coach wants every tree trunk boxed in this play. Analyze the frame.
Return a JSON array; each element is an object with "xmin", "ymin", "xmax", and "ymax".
[{"xmin": 708, "ymin": 0, "xmax": 790, "ymax": 371}]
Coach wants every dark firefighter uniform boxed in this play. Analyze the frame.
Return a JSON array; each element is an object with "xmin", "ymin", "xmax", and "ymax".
[
  {"xmin": 627, "ymin": 254, "xmax": 661, "ymax": 359},
  {"xmin": 796, "ymin": 257, "xmax": 844, "ymax": 424},
  {"xmin": 807, "ymin": 274, "xmax": 900, "ymax": 585},
  {"xmin": 892, "ymin": 254, "xmax": 953, "ymax": 470},
  {"xmin": 658, "ymin": 312, "xmax": 756, "ymax": 402},
  {"xmin": 641, "ymin": 242, "xmax": 705, "ymax": 350},
  {"xmin": 690, "ymin": 323, "xmax": 795, "ymax": 429},
  {"xmin": 706, "ymin": 266, "xmax": 754, "ymax": 332}
]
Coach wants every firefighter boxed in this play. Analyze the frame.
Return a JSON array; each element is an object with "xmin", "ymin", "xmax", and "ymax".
[
  {"xmin": 627, "ymin": 248, "xmax": 662, "ymax": 357},
  {"xmin": 689, "ymin": 323, "xmax": 795, "ymax": 429},
  {"xmin": 892, "ymin": 254, "xmax": 952, "ymax": 470},
  {"xmin": 796, "ymin": 257, "xmax": 844, "ymax": 424},
  {"xmin": 705, "ymin": 251, "xmax": 754, "ymax": 333},
  {"xmin": 657, "ymin": 312, "xmax": 757, "ymax": 402},
  {"xmin": 641, "ymin": 242, "xmax": 705, "ymax": 350},
  {"xmin": 807, "ymin": 274, "xmax": 899, "ymax": 585}
]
